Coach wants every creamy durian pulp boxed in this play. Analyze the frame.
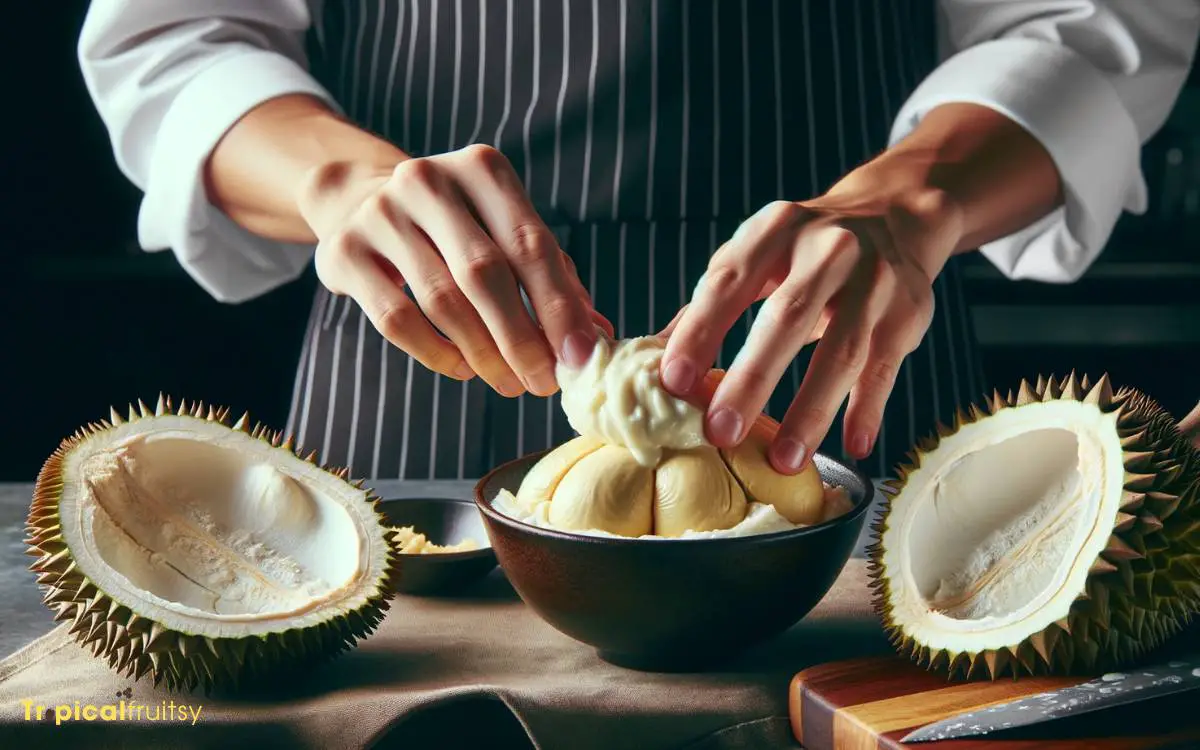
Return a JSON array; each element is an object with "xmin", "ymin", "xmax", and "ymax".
[
  {"xmin": 66, "ymin": 431, "xmax": 383, "ymax": 628},
  {"xmin": 493, "ymin": 335, "xmax": 854, "ymax": 538}
]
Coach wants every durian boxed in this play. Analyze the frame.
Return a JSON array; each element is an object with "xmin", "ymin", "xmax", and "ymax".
[
  {"xmin": 508, "ymin": 334, "xmax": 849, "ymax": 537},
  {"xmin": 390, "ymin": 526, "xmax": 481, "ymax": 554},
  {"xmin": 25, "ymin": 396, "xmax": 399, "ymax": 693},
  {"xmin": 867, "ymin": 373, "xmax": 1200, "ymax": 680},
  {"xmin": 510, "ymin": 420, "xmax": 831, "ymax": 537}
]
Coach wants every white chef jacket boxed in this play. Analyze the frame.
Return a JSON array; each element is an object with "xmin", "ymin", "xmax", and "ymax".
[{"xmin": 77, "ymin": 1, "xmax": 1200, "ymax": 304}]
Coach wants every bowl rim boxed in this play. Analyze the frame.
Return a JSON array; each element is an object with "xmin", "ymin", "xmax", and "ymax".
[
  {"xmin": 378, "ymin": 496, "xmax": 497, "ymax": 559},
  {"xmin": 472, "ymin": 448, "xmax": 876, "ymax": 547}
]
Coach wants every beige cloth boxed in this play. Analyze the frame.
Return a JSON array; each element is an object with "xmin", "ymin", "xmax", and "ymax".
[{"xmin": 0, "ymin": 559, "xmax": 890, "ymax": 750}]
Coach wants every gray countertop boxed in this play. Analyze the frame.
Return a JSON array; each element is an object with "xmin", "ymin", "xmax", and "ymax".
[{"xmin": 0, "ymin": 480, "xmax": 883, "ymax": 661}]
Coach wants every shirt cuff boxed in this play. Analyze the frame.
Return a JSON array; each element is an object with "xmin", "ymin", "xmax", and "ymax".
[
  {"xmin": 137, "ymin": 49, "xmax": 339, "ymax": 303},
  {"xmin": 889, "ymin": 38, "xmax": 1146, "ymax": 283}
]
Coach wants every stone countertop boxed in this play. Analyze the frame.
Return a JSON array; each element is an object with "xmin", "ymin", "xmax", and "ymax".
[{"xmin": 0, "ymin": 480, "xmax": 884, "ymax": 660}]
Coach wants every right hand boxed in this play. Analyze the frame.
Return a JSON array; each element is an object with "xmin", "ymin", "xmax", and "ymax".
[
  {"xmin": 296, "ymin": 144, "xmax": 610, "ymax": 398},
  {"xmin": 1180, "ymin": 399, "xmax": 1200, "ymax": 451}
]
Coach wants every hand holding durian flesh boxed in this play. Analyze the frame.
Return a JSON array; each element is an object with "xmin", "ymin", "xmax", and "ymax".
[{"xmin": 509, "ymin": 335, "xmax": 848, "ymax": 537}]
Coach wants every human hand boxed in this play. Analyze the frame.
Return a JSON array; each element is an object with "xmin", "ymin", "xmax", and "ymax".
[
  {"xmin": 1180, "ymin": 400, "xmax": 1200, "ymax": 451},
  {"xmin": 657, "ymin": 155, "xmax": 964, "ymax": 473},
  {"xmin": 296, "ymin": 144, "xmax": 611, "ymax": 397}
]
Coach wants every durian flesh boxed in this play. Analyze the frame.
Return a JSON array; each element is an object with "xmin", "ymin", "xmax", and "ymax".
[
  {"xmin": 506, "ymin": 334, "xmax": 852, "ymax": 538},
  {"xmin": 869, "ymin": 374, "xmax": 1200, "ymax": 678},
  {"xmin": 508, "ymin": 425, "xmax": 839, "ymax": 538},
  {"xmin": 26, "ymin": 398, "xmax": 397, "ymax": 692}
]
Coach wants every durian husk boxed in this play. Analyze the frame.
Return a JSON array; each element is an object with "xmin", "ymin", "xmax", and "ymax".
[
  {"xmin": 25, "ymin": 395, "xmax": 401, "ymax": 694},
  {"xmin": 866, "ymin": 373, "xmax": 1200, "ymax": 680}
]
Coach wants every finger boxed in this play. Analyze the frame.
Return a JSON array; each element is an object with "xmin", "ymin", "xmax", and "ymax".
[
  {"xmin": 657, "ymin": 304, "xmax": 688, "ymax": 339},
  {"xmin": 591, "ymin": 310, "xmax": 616, "ymax": 337},
  {"xmin": 389, "ymin": 157, "xmax": 559, "ymax": 395},
  {"xmin": 358, "ymin": 200, "xmax": 525, "ymax": 397},
  {"xmin": 841, "ymin": 352, "xmax": 902, "ymax": 460},
  {"xmin": 328, "ymin": 235, "xmax": 474, "ymax": 380},
  {"xmin": 839, "ymin": 297, "xmax": 923, "ymax": 459},
  {"xmin": 448, "ymin": 145, "xmax": 599, "ymax": 372},
  {"xmin": 1179, "ymin": 399, "xmax": 1200, "ymax": 435},
  {"xmin": 561, "ymin": 250, "xmax": 615, "ymax": 337},
  {"xmin": 770, "ymin": 237, "xmax": 891, "ymax": 473},
  {"xmin": 660, "ymin": 201, "xmax": 802, "ymax": 397},
  {"xmin": 704, "ymin": 265, "xmax": 848, "ymax": 447},
  {"xmin": 656, "ymin": 282, "xmax": 778, "ymax": 340}
]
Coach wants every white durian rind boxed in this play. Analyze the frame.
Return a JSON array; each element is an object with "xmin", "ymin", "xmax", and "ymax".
[
  {"xmin": 26, "ymin": 397, "xmax": 399, "ymax": 693},
  {"xmin": 868, "ymin": 374, "xmax": 1200, "ymax": 679}
]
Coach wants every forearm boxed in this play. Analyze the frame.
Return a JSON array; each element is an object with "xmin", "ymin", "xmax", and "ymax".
[
  {"xmin": 203, "ymin": 94, "xmax": 409, "ymax": 243},
  {"xmin": 853, "ymin": 102, "xmax": 1064, "ymax": 256}
]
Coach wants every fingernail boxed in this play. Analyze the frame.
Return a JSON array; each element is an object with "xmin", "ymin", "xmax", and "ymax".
[
  {"xmin": 850, "ymin": 432, "xmax": 872, "ymax": 458},
  {"xmin": 708, "ymin": 408, "xmax": 745, "ymax": 446},
  {"xmin": 496, "ymin": 377, "xmax": 524, "ymax": 398},
  {"xmin": 526, "ymin": 368, "xmax": 559, "ymax": 396},
  {"xmin": 453, "ymin": 362, "xmax": 475, "ymax": 379},
  {"xmin": 661, "ymin": 358, "xmax": 698, "ymax": 394},
  {"xmin": 560, "ymin": 330, "xmax": 595, "ymax": 369},
  {"xmin": 771, "ymin": 438, "xmax": 808, "ymax": 473}
]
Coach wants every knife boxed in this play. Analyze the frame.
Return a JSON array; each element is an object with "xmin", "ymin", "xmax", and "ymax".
[{"xmin": 900, "ymin": 654, "xmax": 1200, "ymax": 744}]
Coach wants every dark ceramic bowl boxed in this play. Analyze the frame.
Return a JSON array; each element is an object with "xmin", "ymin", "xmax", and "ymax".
[
  {"xmin": 380, "ymin": 497, "xmax": 498, "ymax": 596},
  {"xmin": 474, "ymin": 452, "xmax": 874, "ymax": 671}
]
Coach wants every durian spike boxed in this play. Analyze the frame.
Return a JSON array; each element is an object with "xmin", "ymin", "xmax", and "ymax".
[
  {"xmin": 1015, "ymin": 379, "xmax": 1039, "ymax": 406},
  {"xmin": 1083, "ymin": 374, "xmax": 1114, "ymax": 409}
]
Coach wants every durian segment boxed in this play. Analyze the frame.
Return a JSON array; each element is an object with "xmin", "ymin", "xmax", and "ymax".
[
  {"xmin": 654, "ymin": 446, "xmax": 748, "ymax": 536},
  {"xmin": 548, "ymin": 445, "xmax": 655, "ymax": 536},
  {"xmin": 25, "ymin": 397, "xmax": 398, "ymax": 694},
  {"xmin": 390, "ymin": 526, "xmax": 480, "ymax": 554},
  {"xmin": 720, "ymin": 424, "xmax": 825, "ymax": 525},
  {"xmin": 515, "ymin": 435, "xmax": 605, "ymax": 511},
  {"xmin": 867, "ymin": 373, "xmax": 1200, "ymax": 680}
]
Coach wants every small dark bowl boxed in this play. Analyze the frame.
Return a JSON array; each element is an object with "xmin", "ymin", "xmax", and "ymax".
[
  {"xmin": 474, "ymin": 452, "xmax": 874, "ymax": 671},
  {"xmin": 380, "ymin": 497, "xmax": 498, "ymax": 596}
]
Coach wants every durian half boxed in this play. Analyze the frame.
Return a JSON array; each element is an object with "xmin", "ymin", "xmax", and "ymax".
[
  {"xmin": 25, "ymin": 397, "xmax": 399, "ymax": 693},
  {"xmin": 868, "ymin": 374, "xmax": 1200, "ymax": 679}
]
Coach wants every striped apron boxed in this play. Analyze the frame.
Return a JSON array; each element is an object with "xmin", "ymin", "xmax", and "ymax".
[{"xmin": 287, "ymin": 0, "xmax": 987, "ymax": 481}]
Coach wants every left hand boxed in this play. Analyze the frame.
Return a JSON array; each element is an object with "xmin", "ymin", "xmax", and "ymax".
[{"xmin": 657, "ymin": 157, "xmax": 965, "ymax": 474}]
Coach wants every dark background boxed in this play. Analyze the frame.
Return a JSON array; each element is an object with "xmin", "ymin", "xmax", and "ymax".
[{"xmin": 1, "ymin": 3, "xmax": 1197, "ymax": 481}]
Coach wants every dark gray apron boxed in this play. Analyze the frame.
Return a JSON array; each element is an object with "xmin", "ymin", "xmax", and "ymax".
[{"xmin": 287, "ymin": 0, "xmax": 986, "ymax": 480}]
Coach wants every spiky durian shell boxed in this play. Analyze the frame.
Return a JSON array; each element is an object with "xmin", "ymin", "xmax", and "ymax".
[
  {"xmin": 866, "ymin": 373, "xmax": 1200, "ymax": 680},
  {"xmin": 24, "ymin": 395, "xmax": 402, "ymax": 695}
]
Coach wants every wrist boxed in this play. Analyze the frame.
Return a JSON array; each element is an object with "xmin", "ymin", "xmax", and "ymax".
[
  {"xmin": 827, "ymin": 149, "xmax": 967, "ymax": 277},
  {"xmin": 205, "ymin": 93, "xmax": 409, "ymax": 243},
  {"xmin": 878, "ymin": 102, "xmax": 1063, "ymax": 254}
]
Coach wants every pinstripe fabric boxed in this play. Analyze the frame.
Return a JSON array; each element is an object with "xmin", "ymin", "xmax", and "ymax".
[{"xmin": 288, "ymin": 0, "xmax": 987, "ymax": 481}]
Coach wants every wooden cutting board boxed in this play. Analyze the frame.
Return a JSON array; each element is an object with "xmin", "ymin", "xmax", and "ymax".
[{"xmin": 789, "ymin": 655, "xmax": 1200, "ymax": 750}]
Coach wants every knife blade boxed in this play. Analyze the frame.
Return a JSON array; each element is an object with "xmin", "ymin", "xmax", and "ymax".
[{"xmin": 900, "ymin": 654, "xmax": 1200, "ymax": 744}]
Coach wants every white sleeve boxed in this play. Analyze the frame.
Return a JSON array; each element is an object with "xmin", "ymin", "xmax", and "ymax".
[
  {"xmin": 78, "ymin": 0, "xmax": 341, "ymax": 303},
  {"xmin": 890, "ymin": 1, "xmax": 1200, "ymax": 283}
]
